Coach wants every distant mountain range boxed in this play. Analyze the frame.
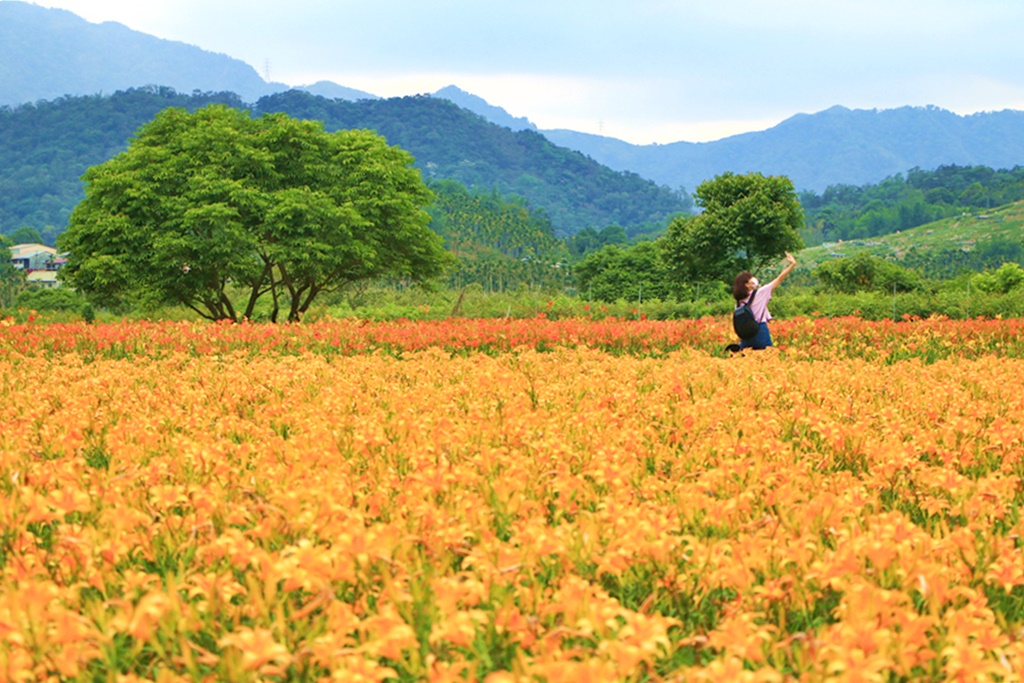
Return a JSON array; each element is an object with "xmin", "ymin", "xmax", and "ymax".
[
  {"xmin": 433, "ymin": 85, "xmax": 538, "ymax": 133},
  {"xmin": 0, "ymin": 1, "xmax": 279, "ymax": 103},
  {"xmin": 439, "ymin": 90, "xmax": 1024, "ymax": 194},
  {"xmin": 540, "ymin": 106, "xmax": 1024, "ymax": 194},
  {"xmin": 0, "ymin": 1, "xmax": 373, "ymax": 103},
  {"xmin": 3, "ymin": 0, "xmax": 1024, "ymax": 198}
]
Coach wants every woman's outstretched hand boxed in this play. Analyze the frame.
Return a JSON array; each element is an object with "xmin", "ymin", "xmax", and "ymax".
[{"xmin": 770, "ymin": 252, "xmax": 798, "ymax": 288}]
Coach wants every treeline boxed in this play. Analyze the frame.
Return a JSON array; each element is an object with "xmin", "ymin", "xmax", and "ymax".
[
  {"xmin": 894, "ymin": 232, "xmax": 1024, "ymax": 280},
  {"xmin": 800, "ymin": 164, "xmax": 1024, "ymax": 244},
  {"xmin": 424, "ymin": 181, "xmax": 681, "ymax": 294},
  {"xmin": 0, "ymin": 87, "xmax": 689, "ymax": 240}
]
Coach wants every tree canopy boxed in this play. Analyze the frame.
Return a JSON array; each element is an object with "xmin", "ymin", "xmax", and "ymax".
[
  {"xmin": 573, "ymin": 241, "xmax": 669, "ymax": 303},
  {"xmin": 814, "ymin": 251, "xmax": 921, "ymax": 293},
  {"xmin": 971, "ymin": 262, "xmax": 1024, "ymax": 295},
  {"xmin": 59, "ymin": 104, "xmax": 451, "ymax": 321},
  {"xmin": 662, "ymin": 172, "xmax": 804, "ymax": 286}
]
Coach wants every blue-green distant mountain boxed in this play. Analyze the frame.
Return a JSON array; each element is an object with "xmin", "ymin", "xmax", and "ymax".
[
  {"xmin": 431, "ymin": 85, "xmax": 537, "ymax": 132},
  {"xmin": 0, "ymin": 1, "xmax": 287, "ymax": 104},
  {"xmin": 540, "ymin": 106, "xmax": 1024, "ymax": 193},
  {"xmin": 297, "ymin": 81, "xmax": 378, "ymax": 101},
  {"xmin": 0, "ymin": 1, "xmax": 379, "ymax": 106},
  {"xmin": 423, "ymin": 84, "xmax": 1024, "ymax": 194}
]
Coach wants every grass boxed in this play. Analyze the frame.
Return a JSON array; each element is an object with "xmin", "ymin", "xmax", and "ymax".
[{"xmin": 800, "ymin": 199, "xmax": 1024, "ymax": 269}]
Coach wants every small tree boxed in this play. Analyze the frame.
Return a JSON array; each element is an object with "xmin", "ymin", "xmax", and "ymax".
[
  {"xmin": 574, "ymin": 242, "xmax": 668, "ymax": 303},
  {"xmin": 972, "ymin": 262, "xmax": 1024, "ymax": 294},
  {"xmin": 8, "ymin": 226, "xmax": 44, "ymax": 245},
  {"xmin": 0, "ymin": 236, "xmax": 26, "ymax": 309},
  {"xmin": 59, "ymin": 104, "xmax": 453, "ymax": 321},
  {"xmin": 815, "ymin": 252, "xmax": 921, "ymax": 293},
  {"xmin": 662, "ymin": 172, "xmax": 804, "ymax": 286}
]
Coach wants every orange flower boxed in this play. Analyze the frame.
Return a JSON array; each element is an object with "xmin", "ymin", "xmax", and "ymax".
[
  {"xmin": 218, "ymin": 627, "xmax": 292, "ymax": 676},
  {"xmin": 4, "ymin": 318, "xmax": 1024, "ymax": 680}
]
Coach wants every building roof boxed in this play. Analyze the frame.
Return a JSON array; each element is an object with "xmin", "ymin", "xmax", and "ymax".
[
  {"xmin": 10, "ymin": 243, "xmax": 57, "ymax": 258},
  {"xmin": 26, "ymin": 270, "xmax": 59, "ymax": 283}
]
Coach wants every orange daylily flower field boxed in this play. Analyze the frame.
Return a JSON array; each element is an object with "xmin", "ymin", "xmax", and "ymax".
[{"xmin": 1, "ymin": 315, "xmax": 1023, "ymax": 682}]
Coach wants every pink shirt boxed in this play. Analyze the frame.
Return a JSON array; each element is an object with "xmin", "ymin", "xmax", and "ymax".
[{"xmin": 738, "ymin": 281, "xmax": 776, "ymax": 323}]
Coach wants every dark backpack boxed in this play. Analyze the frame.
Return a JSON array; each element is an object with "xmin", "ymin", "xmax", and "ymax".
[{"xmin": 733, "ymin": 289, "xmax": 760, "ymax": 340}]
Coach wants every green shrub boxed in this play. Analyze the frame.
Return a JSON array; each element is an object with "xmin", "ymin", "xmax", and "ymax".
[
  {"xmin": 972, "ymin": 262, "xmax": 1024, "ymax": 294},
  {"xmin": 14, "ymin": 286, "xmax": 86, "ymax": 311}
]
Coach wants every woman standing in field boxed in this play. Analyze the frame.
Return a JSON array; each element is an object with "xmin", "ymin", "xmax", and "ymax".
[{"xmin": 732, "ymin": 251, "xmax": 797, "ymax": 350}]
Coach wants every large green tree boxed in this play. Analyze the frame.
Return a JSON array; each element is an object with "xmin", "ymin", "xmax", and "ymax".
[
  {"xmin": 59, "ymin": 104, "xmax": 452, "ymax": 321},
  {"xmin": 662, "ymin": 172, "xmax": 804, "ymax": 286}
]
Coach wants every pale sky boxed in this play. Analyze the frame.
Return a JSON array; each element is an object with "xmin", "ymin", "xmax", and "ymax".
[{"xmin": 21, "ymin": 0, "xmax": 1024, "ymax": 144}]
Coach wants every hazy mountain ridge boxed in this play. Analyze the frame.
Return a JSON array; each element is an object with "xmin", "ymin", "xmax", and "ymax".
[
  {"xmin": 4, "ymin": 1, "xmax": 1024, "ymax": 201},
  {"xmin": 295, "ymin": 81, "xmax": 378, "ymax": 101},
  {"xmin": 0, "ymin": 1, "xmax": 287, "ymax": 104},
  {"xmin": 431, "ymin": 86, "xmax": 537, "ymax": 132},
  {"xmin": 540, "ymin": 106, "xmax": 1024, "ymax": 193}
]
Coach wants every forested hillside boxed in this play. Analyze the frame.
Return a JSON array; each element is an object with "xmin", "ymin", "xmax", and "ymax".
[
  {"xmin": 0, "ymin": 88, "xmax": 689, "ymax": 241},
  {"xmin": 800, "ymin": 164, "xmax": 1024, "ymax": 244},
  {"xmin": 253, "ymin": 90, "xmax": 687, "ymax": 235},
  {"xmin": 798, "ymin": 198, "xmax": 1024, "ymax": 281},
  {"xmin": 0, "ymin": 88, "xmax": 246, "ymax": 244}
]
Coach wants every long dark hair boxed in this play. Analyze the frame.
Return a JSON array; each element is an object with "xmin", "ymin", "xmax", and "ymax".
[{"xmin": 733, "ymin": 272, "xmax": 754, "ymax": 302}]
